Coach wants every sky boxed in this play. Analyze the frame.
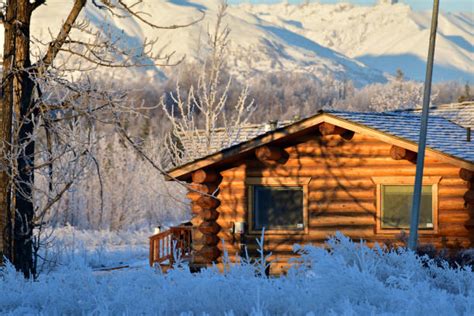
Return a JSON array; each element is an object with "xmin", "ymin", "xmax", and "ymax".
[{"xmin": 229, "ymin": 1, "xmax": 474, "ymax": 12}]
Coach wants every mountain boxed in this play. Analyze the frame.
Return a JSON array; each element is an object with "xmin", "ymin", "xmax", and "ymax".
[
  {"xmin": 0, "ymin": 0, "xmax": 471, "ymax": 86},
  {"xmin": 241, "ymin": 1, "xmax": 473, "ymax": 83}
]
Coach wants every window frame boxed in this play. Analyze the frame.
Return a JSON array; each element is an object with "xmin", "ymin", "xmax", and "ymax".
[
  {"xmin": 246, "ymin": 177, "xmax": 310, "ymax": 235},
  {"xmin": 372, "ymin": 176, "xmax": 441, "ymax": 234}
]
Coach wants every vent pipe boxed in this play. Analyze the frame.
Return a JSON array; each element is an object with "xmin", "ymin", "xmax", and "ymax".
[
  {"xmin": 468, "ymin": 127, "xmax": 471, "ymax": 142},
  {"xmin": 265, "ymin": 120, "xmax": 278, "ymax": 131}
]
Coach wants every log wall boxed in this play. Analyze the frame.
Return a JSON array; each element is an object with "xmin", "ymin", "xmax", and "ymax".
[{"xmin": 212, "ymin": 133, "xmax": 473, "ymax": 273}]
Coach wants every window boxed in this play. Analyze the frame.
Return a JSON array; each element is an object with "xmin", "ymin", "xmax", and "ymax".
[
  {"xmin": 253, "ymin": 186, "xmax": 303, "ymax": 230},
  {"xmin": 246, "ymin": 177, "xmax": 310, "ymax": 234},
  {"xmin": 373, "ymin": 176, "xmax": 440, "ymax": 233},
  {"xmin": 381, "ymin": 185, "xmax": 432, "ymax": 229}
]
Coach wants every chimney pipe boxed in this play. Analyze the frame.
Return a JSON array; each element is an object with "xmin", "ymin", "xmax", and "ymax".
[{"xmin": 265, "ymin": 120, "xmax": 278, "ymax": 131}]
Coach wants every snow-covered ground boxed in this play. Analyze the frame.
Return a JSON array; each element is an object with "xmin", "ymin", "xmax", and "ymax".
[{"xmin": 1, "ymin": 230, "xmax": 473, "ymax": 315}]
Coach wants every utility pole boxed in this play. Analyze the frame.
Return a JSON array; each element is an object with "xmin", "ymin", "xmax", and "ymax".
[{"xmin": 408, "ymin": 0, "xmax": 440, "ymax": 250}]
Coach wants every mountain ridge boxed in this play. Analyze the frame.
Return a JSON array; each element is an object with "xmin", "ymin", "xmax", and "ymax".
[{"xmin": 1, "ymin": 0, "xmax": 471, "ymax": 85}]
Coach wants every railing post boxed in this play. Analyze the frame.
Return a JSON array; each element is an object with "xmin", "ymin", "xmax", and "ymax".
[{"xmin": 149, "ymin": 237, "xmax": 154, "ymax": 267}]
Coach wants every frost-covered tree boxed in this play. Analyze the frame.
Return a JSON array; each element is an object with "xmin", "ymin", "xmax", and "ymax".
[
  {"xmin": 162, "ymin": 1, "xmax": 255, "ymax": 166},
  {"xmin": 40, "ymin": 134, "xmax": 188, "ymax": 231},
  {"xmin": 0, "ymin": 0, "xmax": 202, "ymax": 278}
]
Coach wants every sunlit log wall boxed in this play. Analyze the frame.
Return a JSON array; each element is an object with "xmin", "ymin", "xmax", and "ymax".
[
  {"xmin": 206, "ymin": 127, "xmax": 472, "ymax": 274},
  {"xmin": 187, "ymin": 170, "xmax": 222, "ymax": 266}
]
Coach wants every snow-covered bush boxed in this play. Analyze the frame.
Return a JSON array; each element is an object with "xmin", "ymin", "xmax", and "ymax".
[{"xmin": 1, "ymin": 232, "xmax": 473, "ymax": 315}]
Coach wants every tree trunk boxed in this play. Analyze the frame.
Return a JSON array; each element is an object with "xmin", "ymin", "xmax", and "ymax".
[{"xmin": 1, "ymin": 0, "xmax": 36, "ymax": 278}]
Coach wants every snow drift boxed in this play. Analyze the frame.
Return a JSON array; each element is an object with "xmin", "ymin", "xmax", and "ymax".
[{"xmin": 1, "ymin": 232, "xmax": 473, "ymax": 315}]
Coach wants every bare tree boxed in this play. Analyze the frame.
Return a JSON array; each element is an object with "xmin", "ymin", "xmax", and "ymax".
[
  {"xmin": 161, "ymin": 1, "xmax": 255, "ymax": 166},
  {"xmin": 0, "ymin": 0, "xmax": 202, "ymax": 278}
]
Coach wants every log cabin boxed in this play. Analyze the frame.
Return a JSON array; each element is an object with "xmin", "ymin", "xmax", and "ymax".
[{"xmin": 150, "ymin": 110, "xmax": 474, "ymax": 274}]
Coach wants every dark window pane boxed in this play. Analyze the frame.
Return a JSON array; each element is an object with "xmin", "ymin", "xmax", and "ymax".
[
  {"xmin": 253, "ymin": 186, "xmax": 304, "ymax": 230},
  {"xmin": 381, "ymin": 185, "xmax": 433, "ymax": 229}
]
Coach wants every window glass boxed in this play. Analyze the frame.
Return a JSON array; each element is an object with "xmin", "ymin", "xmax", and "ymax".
[
  {"xmin": 381, "ymin": 185, "xmax": 433, "ymax": 229},
  {"xmin": 253, "ymin": 186, "xmax": 304, "ymax": 230}
]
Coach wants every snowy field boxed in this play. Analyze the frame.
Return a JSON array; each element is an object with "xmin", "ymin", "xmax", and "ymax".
[{"xmin": 1, "ymin": 229, "xmax": 473, "ymax": 315}]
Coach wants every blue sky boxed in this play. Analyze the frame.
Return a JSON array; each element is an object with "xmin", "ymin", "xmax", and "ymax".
[{"xmin": 229, "ymin": 1, "xmax": 473, "ymax": 12}]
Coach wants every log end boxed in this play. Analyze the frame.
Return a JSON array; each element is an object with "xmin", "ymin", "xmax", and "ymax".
[{"xmin": 460, "ymin": 168, "xmax": 474, "ymax": 182}]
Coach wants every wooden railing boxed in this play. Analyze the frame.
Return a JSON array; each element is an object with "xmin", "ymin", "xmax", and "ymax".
[{"xmin": 149, "ymin": 226, "xmax": 192, "ymax": 267}]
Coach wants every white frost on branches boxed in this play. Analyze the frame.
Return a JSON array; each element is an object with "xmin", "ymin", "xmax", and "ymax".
[
  {"xmin": 162, "ymin": 1, "xmax": 255, "ymax": 166},
  {"xmin": 368, "ymin": 74, "xmax": 438, "ymax": 112}
]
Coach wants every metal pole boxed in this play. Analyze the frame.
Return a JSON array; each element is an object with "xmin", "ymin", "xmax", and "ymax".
[{"xmin": 408, "ymin": 0, "xmax": 440, "ymax": 250}]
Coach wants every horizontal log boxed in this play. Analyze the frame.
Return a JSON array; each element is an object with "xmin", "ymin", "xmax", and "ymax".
[
  {"xmin": 439, "ymin": 223, "xmax": 472, "ymax": 236},
  {"xmin": 439, "ymin": 211, "xmax": 473, "ymax": 221},
  {"xmin": 246, "ymin": 166, "xmax": 459, "ymax": 178},
  {"xmin": 309, "ymin": 202, "xmax": 376, "ymax": 214},
  {"xmin": 217, "ymin": 204, "xmax": 246, "ymax": 214},
  {"xmin": 219, "ymin": 187, "xmax": 246, "ymax": 196},
  {"xmin": 198, "ymin": 221, "xmax": 221, "ymax": 235},
  {"xmin": 192, "ymin": 169, "xmax": 220, "ymax": 184},
  {"xmin": 308, "ymin": 177, "xmax": 375, "ymax": 188},
  {"xmin": 438, "ymin": 186, "xmax": 470, "ymax": 196},
  {"xmin": 219, "ymin": 182, "xmax": 246, "ymax": 189},
  {"xmin": 309, "ymin": 190, "xmax": 375, "ymax": 200},
  {"xmin": 261, "ymin": 157, "xmax": 417, "ymax": 168},
  {"xmin": 459, "ymin": 168, "xmax": 474, "ymax": 181},
  {"xmin": 186, "ymin": 191, "xmax": 205, "ymax": 201},
  {"xmin": 196, "ymin": 246, "xmax": 221, "ymax": 262},
  {"xmin": 318, "ymin": 122, "xmax": 346, "ymax": 136},
  {"xmin": 309, "ymin": 215, "xmax": 374, "ymax": 227},
  {"xmin": 201, "ymin": 209, "xmax": 220, "ymax": 221},
  {"xmin": 190, "ymin": 216, "xmax": 203, "ymax": 226},
  {"xmin": 202, "ymin": 234, "xmax": 220, "ymax": 246},
  {"xmin": 464, "ymin": 190, "xmax": 474, "ymax": 204},
  {"xmin": 191, "ymin": 204, "xmax": 204, "ymax": 215},
  {"xmin": 439, "ymin": 198, "xmax": 467, "ymax": 210},
  {"xmin": 390, "ymin": 145, "xmax": 417, "ymax": 162},
  {"xmin": 196, "ymin": 196, "xmax": 221, "ymax": 209},
  {"xmin": 217, "ymin": 196, "xmax": 246, "ymax": 205},
  {"xmin": 439, "ymin": 177, "xmax": 471, "ymax": 186},
  {"xmin": 188, "ymin": 183, "xmax": 219, "ymax": 195},
  {"xmin": 245, "ymin": 228, "xmax": 376, "ymax": 242},
  {"xmin": 255, "ymin": 146, "xmax": 286, "ymax": 162}
]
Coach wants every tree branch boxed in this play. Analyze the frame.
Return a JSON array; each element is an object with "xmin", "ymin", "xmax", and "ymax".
[{"xmin": 36, "ymin": 0, "xmax": 87, "ymax": 74}]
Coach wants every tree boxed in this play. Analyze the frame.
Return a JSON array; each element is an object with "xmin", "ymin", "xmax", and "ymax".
[
  {"xmin": 0, "ymin": 0, "xmax": 202, "ymax": 278},
  {"xmin": 457, "ymin": 82, "xmax": 473, "ymax": 103},
  {"xmin": 162, "ymin": 1, "xmax": 255, "ymax": 166}
]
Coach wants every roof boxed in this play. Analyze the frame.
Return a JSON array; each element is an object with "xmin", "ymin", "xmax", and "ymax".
[
  {"xmin": 176, "ymin": 121, "xmax": 292, "ymax": 162},
  {"xmin": 398, "ymin": 102, "xmax": 474, "ymax": 129},
  {"xmin": 167, "ymin": 110, "xmax": 474, "ymax": 180},
  {"xmin": 329, "ymin": 111, "xmax": 473, "ymax": 163}
]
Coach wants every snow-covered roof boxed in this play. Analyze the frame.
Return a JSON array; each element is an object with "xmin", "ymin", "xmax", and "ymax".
[
  {"xmin": 396, "ymin": 102, "xmax": 474, "ymax": 129},
  {"xmin": 167, "ymin": 110, "xmax": 473, "ymax": 180},
  {"xmin": 177, "ymin": 121, "xmax": 292, "ymax": 159}
]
